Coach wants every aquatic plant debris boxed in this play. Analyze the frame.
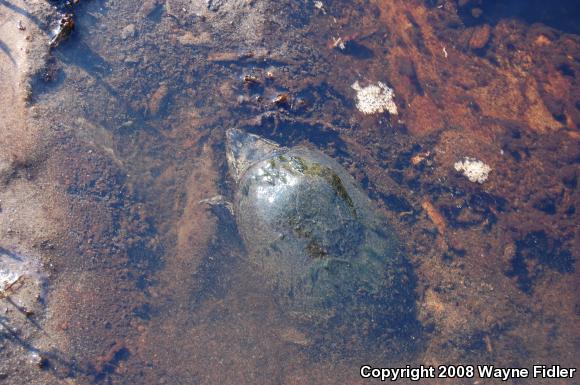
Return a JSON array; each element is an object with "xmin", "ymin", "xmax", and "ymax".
[
  {"xmin": 351, "ymin": 81, "xmax": 398, "ymax": 115},
  {"xmin": 454, "ymin": 157, "xmax": 492, "ymax": 184}
]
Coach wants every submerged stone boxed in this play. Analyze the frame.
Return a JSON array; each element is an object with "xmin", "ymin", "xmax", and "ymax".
[{"xmin": 226, "ymin": 129, "xmax": 417, "ymax": 346}]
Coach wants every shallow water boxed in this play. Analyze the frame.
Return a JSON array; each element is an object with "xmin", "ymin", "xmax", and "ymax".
[{"xmin": 1, "ymin": 0, "xmax": 579, "ymax": 384}]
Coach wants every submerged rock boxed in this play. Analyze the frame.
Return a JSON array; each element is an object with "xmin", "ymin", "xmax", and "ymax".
[{"xmin": 226, "ymin": 129, "xmax": 416, "ymax": 346}]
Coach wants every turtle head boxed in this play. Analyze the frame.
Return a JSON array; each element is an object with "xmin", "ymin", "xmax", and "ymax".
[{"xmin": 226, "ymin": 128, "xmax": 280, "ymax": 182}]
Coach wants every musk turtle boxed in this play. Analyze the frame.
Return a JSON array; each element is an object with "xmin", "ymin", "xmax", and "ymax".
[{"xmin": 226, "ymin": 128, "xmax": 415, "ymax": 342}]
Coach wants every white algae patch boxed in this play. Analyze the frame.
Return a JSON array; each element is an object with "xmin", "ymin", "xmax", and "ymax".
[
  {"xmin": 454, "ymin": 157, "xmax": 492, "ymax": 184},
  {"xmin": 351, "ymin": 81, "xmax": 398, "ymax": 115}
]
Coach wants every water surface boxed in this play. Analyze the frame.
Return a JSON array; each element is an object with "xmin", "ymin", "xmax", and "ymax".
[{"xmin": 1, "ymin": 0, "xmax": 579, "ymax": 384}]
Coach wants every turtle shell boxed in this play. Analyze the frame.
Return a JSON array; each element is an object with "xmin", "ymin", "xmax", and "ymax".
[{"xmin": 228, "ymin": 129, "xmax": 414, "ymax": 341}]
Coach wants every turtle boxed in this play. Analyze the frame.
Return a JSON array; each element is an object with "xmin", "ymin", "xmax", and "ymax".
[{"xmin": 226, "ymin": 128, "xmax": 417, "ymax": 346}]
